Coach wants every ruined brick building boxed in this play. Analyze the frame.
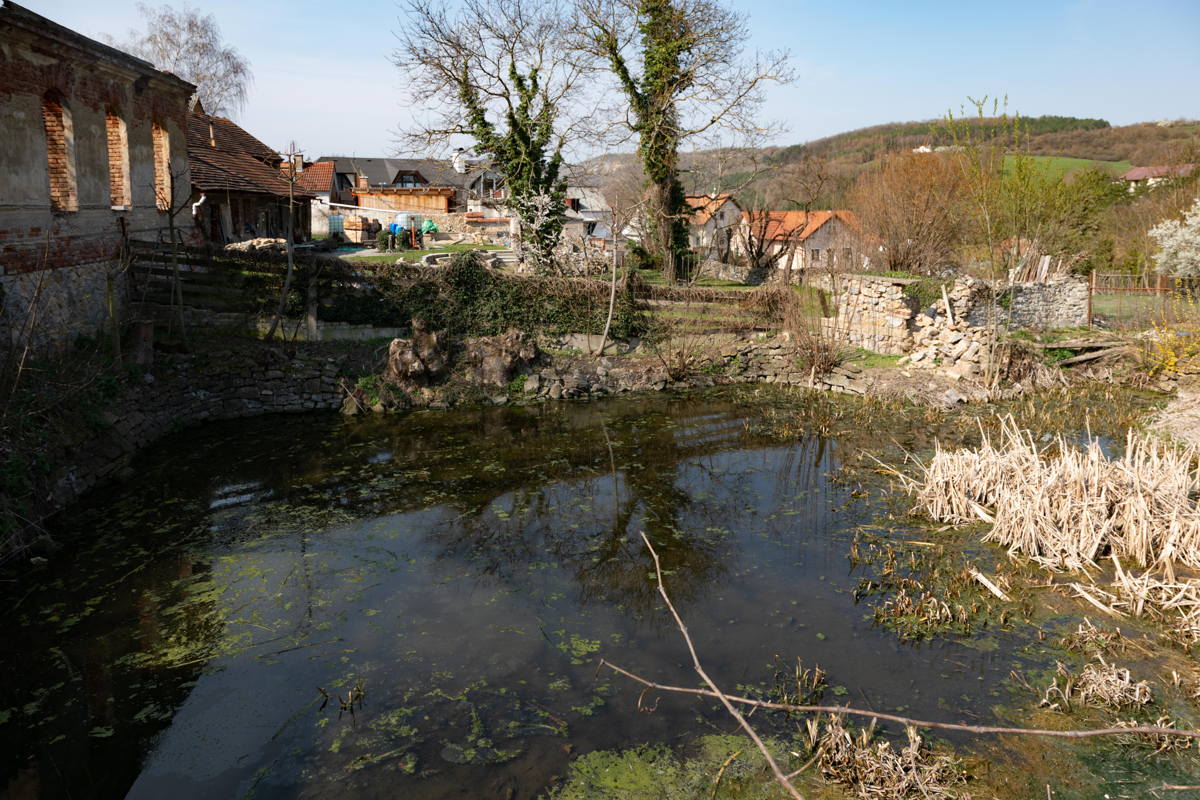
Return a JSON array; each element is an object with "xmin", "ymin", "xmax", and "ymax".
[{"xmin": 0, "ymin": 1, "xmax": 195, "ymax": 351}]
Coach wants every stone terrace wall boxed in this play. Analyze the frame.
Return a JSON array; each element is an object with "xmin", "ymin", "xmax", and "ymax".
[
  {"xmin": 968, "ymin": 275, "xmax": 1090, "ymax": 330},
  {"xmin": 49, "ymin": 345, "xmax": 350, "ymax": 512},
  {"xmin": 822, "ymin": 274, "xmax": 920, "ymax": 355}
]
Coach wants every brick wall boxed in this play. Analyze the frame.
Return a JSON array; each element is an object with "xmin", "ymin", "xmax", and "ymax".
[
  {"xmin": 41, "ymin": 94, "xmax": 76, "ymax": 211},
  {"xmin": 151, "ymin": 120, "xmax": 170, "ymax": 210},
  {"xmin": 105, "ymin": 111, "xmax": 130, "ymax": 207}
]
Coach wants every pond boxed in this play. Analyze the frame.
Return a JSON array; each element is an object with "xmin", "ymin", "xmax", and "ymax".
[{"xmin": 0, "ymin": 387, "xmax": 1165, "ymax": 798}]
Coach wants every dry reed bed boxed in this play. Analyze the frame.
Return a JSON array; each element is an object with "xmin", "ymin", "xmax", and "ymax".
[
  {"xmin": 808, "ymin": 715, "xmax": 964, "ymax": 800},
  {"xmin": 898, "ymin": 414, "xmax": 1200, "ymax": 643}
]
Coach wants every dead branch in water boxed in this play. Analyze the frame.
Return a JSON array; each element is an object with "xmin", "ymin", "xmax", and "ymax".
[
  {"xmin": 609, "ymin": 534, "xmax": 1200, "ymax": 800},
  {"xmin": 600, "ymin": 657, "xmax": 1200, "ymax": 742},
  {"xmin": 638, "ymin": 531, "xmax": 805, "ymax": 800}
]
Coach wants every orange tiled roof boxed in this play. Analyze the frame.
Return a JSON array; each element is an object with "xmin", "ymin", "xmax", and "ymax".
[
  {"xmin": 684, "ymin": 193, "xmax": 738, "ymax": 226},
  {"xmin": 296, "ymin": 160, "xmax": 334, "ymax": 194},
  {"xmin": 742, "ymin": 210, "xmax": 860, "ymax": 242}
]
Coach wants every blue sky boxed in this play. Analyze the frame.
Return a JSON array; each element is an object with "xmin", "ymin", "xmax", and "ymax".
[{"xmin": 24, "ymin": 0, "xmax": 1200, "ymax": 159}]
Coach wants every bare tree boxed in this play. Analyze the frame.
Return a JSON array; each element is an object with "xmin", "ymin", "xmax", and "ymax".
[
  {"xmin": 848, "ymin": 152, "xmax": 965, "ymax": 275},
  {"xmin": 576, "ymin": 0, "xmax": 792, "ymax": 283},
  {"xmin": 106, "ymin": 4, "xmax": 252, "ymax": 116},
  {"xmin": 730, "ymin": 152, "xmax": 831, "ymax": 282},
  {"xmin": 394, "ymin": 0, "xmax": 592, "ymax": 273}
]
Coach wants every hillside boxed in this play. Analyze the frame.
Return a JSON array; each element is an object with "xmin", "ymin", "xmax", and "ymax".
[
  {"xmin": 583, "ymin": 115, "xmax": 1199, "ymax": 209},
  {"xmin": 770, "ymin": 116, "xmax": 1199, "ymax": 168}
]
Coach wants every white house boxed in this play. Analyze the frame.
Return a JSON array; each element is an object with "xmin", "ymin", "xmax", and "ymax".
[
  {"xmin": 685, "ymin": 193, "xmax": 742, "ymax": 260},
  {"xmin": 734, "ymin": 210, "xmax": 864, "ymax": 277}
]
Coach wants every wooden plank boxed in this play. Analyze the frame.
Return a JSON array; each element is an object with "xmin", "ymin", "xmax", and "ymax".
[{"xmin": 1057, "ymin": 346, "xmax": 1131, "ymax": 366}]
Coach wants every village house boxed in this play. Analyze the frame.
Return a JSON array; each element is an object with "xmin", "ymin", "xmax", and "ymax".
[
  {"xmin": 303, "ymin": 156, "xmax": 511, "ymax": 240},
  {"xmin": 187, "ymin": 109, "xmax": 313, "ymax": 244},
  {"xmin": 735, "ymin": 209, "xmax": 863, "ymax": 277},
  {"xmin": 563, "ymin": 184, "xmax": 613, "ymax": 244},
  {"xmin": 0, "ymin": 0, "xmax": 195, "ymax": 351},
  {"xmin": 1120, "ymin": 163, "xmax": 1196, "ymax": 190},
  {"xmin": 685, "ymin": 193, "xmax": 742, "ymax": 261}
]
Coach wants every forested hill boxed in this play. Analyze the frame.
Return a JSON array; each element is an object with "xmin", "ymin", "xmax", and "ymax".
[{"xmin": 772, "ymin": 116, "xmax": 1198, "ymax": 167}]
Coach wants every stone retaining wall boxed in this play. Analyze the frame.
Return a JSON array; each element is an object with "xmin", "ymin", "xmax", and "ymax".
[
  {"xmin": 698, "ymin": 258, "xmax": 772, "ymax": 286},
  {"xmin": 48, "ymin": 346, "xmax": 349, "ymax": 513}
]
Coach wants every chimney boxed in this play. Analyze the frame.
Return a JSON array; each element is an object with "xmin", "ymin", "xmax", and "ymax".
[
  {"xmin": 292, "ymin": 153, "xmax": 304, "ymax": 173},
  {"xmin": 208, "ymin": 122, "xmax": 216, "ymax": 148},
  {"xmin": 356, "ymin": 173, "xmax": 368, "ymax": 190}
]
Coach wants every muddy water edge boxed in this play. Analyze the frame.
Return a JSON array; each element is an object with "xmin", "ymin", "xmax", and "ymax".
[{"xmin": 1, "ymin": 384, "xmax": 1196, "ymax": 799}]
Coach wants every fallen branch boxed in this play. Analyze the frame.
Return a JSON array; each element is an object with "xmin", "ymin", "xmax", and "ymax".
[
  {"xmin": 598, "ymin": 659, "xmax": 1200, "ymax": 742},
  {"xmin": 1057, "ymin": 346, "xmax": 1131, "ymax": 367},
  {"xmin": 639, "ymin": 532, "xmax": 805, "ymax": 800}
]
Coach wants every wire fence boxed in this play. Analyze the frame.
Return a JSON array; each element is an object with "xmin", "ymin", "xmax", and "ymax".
[{"xmin": 1089, "ymin": 273, "xmax": 1200, "ymax": 331}]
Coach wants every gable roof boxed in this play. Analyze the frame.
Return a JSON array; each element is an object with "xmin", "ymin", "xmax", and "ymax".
[
  {"xmin": 1120, "ymin": 164, "xmax": 1196, "ymax": 181},
  {"xmin": 315, "ymin": 156, "xmax": 480, "ymax": 189},
  {"xmin": 296, "ymin": 160, "xmax": 334, "ymax": 194},
  {"xmin": 188, "ymin": 111, "xmax": 313, "ymax": 199},
  {"xmin": 684, "ymin": 194, "xmax": 739, "ymax": 226},
  {"xmin": 742, "ymin": 210, "xmax": 860, "ymax": 242}
]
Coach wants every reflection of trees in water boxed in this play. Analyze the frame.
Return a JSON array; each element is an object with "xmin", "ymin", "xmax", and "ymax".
[
  {"xmin": 0, "ymin": 546, "xmax": 219, "ymax": 798},
  {"xmin": 0, "ymin": 392, "xmax": 861, "ymax": 797}
]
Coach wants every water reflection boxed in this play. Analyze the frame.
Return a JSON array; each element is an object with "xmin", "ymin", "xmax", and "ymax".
[{"xmin": 0, "ymin": 389, "xmax": 1034, "ymax": 799}]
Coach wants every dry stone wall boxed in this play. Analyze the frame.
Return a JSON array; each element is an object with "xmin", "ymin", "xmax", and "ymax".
[{"xmin": 821, "ymin": 274, "xmax": 920, "ymax": 355}]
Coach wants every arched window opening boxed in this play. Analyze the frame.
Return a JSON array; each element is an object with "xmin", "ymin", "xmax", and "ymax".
[
  {"xmin": 41, "ymin": 91, "xmax": 77, "ymax": 211},
  {"xmin": 152, "ymin": 120, "xmax": 171, "ymax": 211},
  {"xmin": 106, "ymin": 109, "xmax": 131, "ymax": 208}
]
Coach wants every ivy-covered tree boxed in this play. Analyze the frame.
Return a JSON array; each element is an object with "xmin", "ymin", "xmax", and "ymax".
[
  {"xmin": 394, "ymin": 0, "xmax": 584, "ymax": 273},
  {"xmin": 578, "ymin": 0, "xmax": 790, "ymax": 283}
]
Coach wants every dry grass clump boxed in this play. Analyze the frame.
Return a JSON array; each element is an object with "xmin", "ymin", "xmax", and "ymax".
[
  {"xmin": 807, "ymin": 715, "xmax": 964, "ymax": 800},
  {"xmin": 1114, "ymin": 715, "xmax": 1194, "ymax": 754},
  {"xmin": 904, "ymin": 415, "xmax": 1200, "ymax": 572},
  {"xmin": 1110, "ymin": 567, "xmax": 1200, "ymax": 645},
  {"xmin": 1059, "ymin": 617, "xmax": 1134, "ymax": 655},
  {"xmin": 1039, "ymin": 658, "xmax": 1154, "ymax": 712}
]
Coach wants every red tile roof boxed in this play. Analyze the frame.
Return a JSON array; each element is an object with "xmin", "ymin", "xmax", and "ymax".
[
  {"xmin": 684, "ymin": 193, "xmax": 739, "ymax": 226},
  {"xmin": 187, "ymin": 111, "xmax": 313, "ymax": 199},
  {"xmin": 296, "ymin": 160, "xmax": 334, "ymax": 194},
  {"xmin": 742, "ymin": 210, "xmax": 860, "ymax": 242},
  {"xmin": 1120, "ymin": 164, "xmax": 1196, "ymax": 181}
]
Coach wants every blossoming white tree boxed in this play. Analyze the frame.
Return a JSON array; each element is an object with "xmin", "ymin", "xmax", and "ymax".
[{"xmin": 1151, "ymin": 197, "xmax": 1200, "ymax": 277}]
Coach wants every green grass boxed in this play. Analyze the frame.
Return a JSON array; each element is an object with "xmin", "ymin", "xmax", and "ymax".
[
  {"xmin": 634, "ymin": 269, "xmax": 758, "ymax": 290},
  {"xmin": 1004, "ymin": 154, "xmax": 1131, "ymax": 180},
  {"xmin": 341, "ymin": 243, "xmax": 503, "ymax": 264},
  {"xmin": 850, "ymin": 348, "xmax": 903, "ymax": 368}
]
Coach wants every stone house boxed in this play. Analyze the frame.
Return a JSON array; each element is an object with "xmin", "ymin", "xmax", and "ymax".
[
  {"xmin": 188, "ymin": 109, "xmax": 313, "ymax": 244},
  {"xmin": 0, "ymin": 0, "xmax": 195, "ymax": 351},
  {"xmin": 735, "ymin": 210, "xmax": 863, "ymax": 279},
  {"xmin": 685, "ymin": 193, "xmax": 742, "ymax": 261}
]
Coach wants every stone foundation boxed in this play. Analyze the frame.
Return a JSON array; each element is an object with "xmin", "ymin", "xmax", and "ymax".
[{"xmin": 1, "ymin": 260, "xmax": 126, "ymax": 352}]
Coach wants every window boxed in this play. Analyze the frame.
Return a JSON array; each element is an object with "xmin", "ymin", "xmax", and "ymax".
[
  {"xmin": 842, "ymin": 248, "xmax": 853, "ymax": 266},
  {"xmin": 394, "ymin": 172, "xmax": 422, "ymax": 188},
  {"xmin": 41, "ymin": 91, "xmax": 77, "ymax": 211},
  {"xmin": 810, "ymin": 248, "xmax": 821, "ymax": 263},
  {"xmin": 105, "ymin": 109, "xmax": 131, "ymax": 208},
  {"xmin": 151, "ymin": 120, "xmax": 171, "ymax": 210}
]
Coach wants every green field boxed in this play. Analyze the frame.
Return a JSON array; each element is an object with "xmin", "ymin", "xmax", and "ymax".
[{"xmin": 1004, "ymin": 154, "xmax": 1131, "ymax": 179}]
